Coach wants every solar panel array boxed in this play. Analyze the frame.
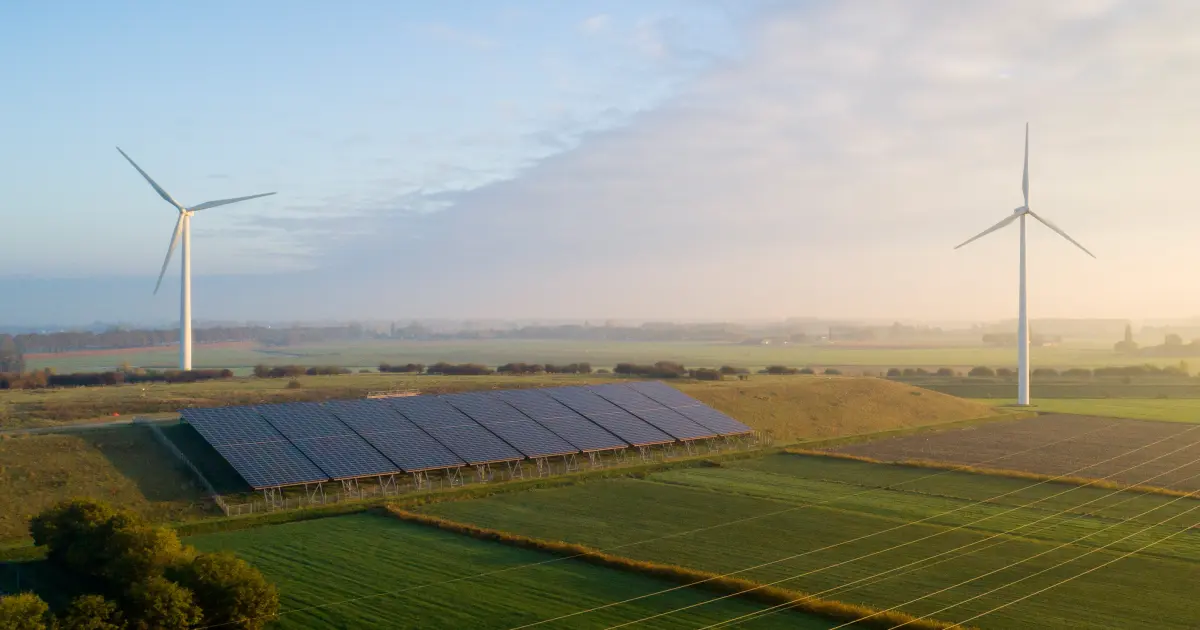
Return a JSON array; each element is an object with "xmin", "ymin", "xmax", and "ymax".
[{"xmin": 180, "ymin": 382, "xmax": 754, "ymax": 489}]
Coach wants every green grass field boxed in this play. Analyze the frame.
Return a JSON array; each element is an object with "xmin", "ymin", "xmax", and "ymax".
[
  {"xmin": 968, "ymin": 398, "xmax": 1200, "ymax": 423},
  {"xmin": 26, "ymin": 338, "xmax": 1200, "ymax": 373},
  {"xmin": 419, "ymin": 454, "xmax": 1200, "ymax": 630},
  {"xmin": 183, "ymin": 512, "xmax": 834, "ymax": 629}
]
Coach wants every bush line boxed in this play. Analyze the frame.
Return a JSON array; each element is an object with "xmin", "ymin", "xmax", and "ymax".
[
  {"xmin": 385, "ymin": 507, "xmax": 967, "ymax": 630},
  {"xmin": 783, "ymin": 449, "xmax": 1200, "ymax": 500}
]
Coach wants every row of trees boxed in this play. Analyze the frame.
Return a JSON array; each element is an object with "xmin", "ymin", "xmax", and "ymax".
[
  {"xmin": 0, "ymin": 368, "xmax": 234, "ymax": 390},
  {"xmin": 251, "ymin": 364, "xmax": 350, "ymax": 378},
  {"xmin": 886, "ymin": 363, "xmax": 1194, "ymax": 379},
  {"xmin": 0, "ymin": 334, "xmax": 23, "ymax": 372},
  {"xmin": 0, "ymin": 498, "xmax": 277, "ymax": 629}
]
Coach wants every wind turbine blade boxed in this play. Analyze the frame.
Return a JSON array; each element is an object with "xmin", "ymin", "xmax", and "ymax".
[
  {"xmin": 116, "ymin": 147, "xmax": 185, "ymax": 211},
  {"xmin": 189, "ymin": 192, "xmax": 276, "ymax": 211},
  {"xmin": 954, "ymin": 214, "xmax": 1018, "ymax": 250},
  {"xmin": 154, "ymin": 214, "xmax": 185, "ymax": 294},
  {"xmin": 1022, "ymin": 123, "xmax": 1029, "ymax": 207},
  {"xmin": 1028, "ymin": 210, "xmax": 1096, "ymax": 258}
]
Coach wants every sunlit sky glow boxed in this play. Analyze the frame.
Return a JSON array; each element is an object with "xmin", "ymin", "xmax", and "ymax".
[{"xmin": 2, "ymin": 0, "xmax": 1198, "ymax": 325}]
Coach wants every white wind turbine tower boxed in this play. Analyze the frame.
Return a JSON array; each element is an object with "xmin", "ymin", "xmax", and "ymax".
[
  {"xmin": 954, "ymin": 124, "xmax": 1095, "ymax": 406},
  {"xmin": 117, "ymin": 147, "xmax": 275, "ymax": 371}
]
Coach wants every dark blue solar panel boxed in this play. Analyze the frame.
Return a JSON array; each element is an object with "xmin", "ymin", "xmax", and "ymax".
[
  {"xmin": 442, "ymin": 392, "xmax": 577, "ymax": 458},
  {"xmin": 424, "ymin": 424, "xmax": 523, "ymax": 464},
  {"xmin": 324, "ymin": 399, "xmax": 419, "ymax": 434},
  {"xmin": 545, "ymin": 387, "xmax": 674, "ymax": 447},
  {"xmin": 386, "ymin": 395, "xmax": 476, "ymax": 429},
  {"xmin": 255, "ymin": 402, "xmax": 353, "ymax": 440},
  {"xmin": 288, "ymin": 434, "xmax": 399, "ymax": 479},
  {"xmin": 361, "ymin": 429, "xmax": 465, "ymax": 472},
  {"xmin": 181, "ymin": 407, "xmax": 282, "ymax": 445},
  {"xmin": 215, "ymin": 441, "xmax": 328, "ymax": 489},
  {"xmin": 626, "ymin": 381, "xmax": 753, "ymax": 436},
  {"xmin": 495, "ymin": 389, "xmax": 628, "ymax": 452},
  {"xmin": 589, "ymin": 384, "xmax": 716, "ymax": 440}
]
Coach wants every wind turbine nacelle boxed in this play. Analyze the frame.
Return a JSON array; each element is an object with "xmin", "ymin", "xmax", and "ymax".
[{"xmin": 1013, "ymin": 206, "xmax": 1029, "ymax": 215}]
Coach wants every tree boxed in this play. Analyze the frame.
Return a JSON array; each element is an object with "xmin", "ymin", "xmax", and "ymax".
[
  {"xmin": 124, "ymin": 577, "xmax": 202, "ymax": 630},
  {"xmin": 823, "ymin": 368, "xmax": 841, "ymax": 375},
  {"xmin": 102, "ymin": 518, "xmax": 190, "ymax": 583},
  {"xmin": 60, "ymin": 595, "xmax": 126, "ymax": 630},
  {"xmin": 0, "ymin": 593, "xmax": 51, "ymax": 630},
  {"xmin": 886, "ymin": 368, "xmax": 902, "ymax": 377},
  {"xmin": 252, "ymin": 364, "xmax": 271, "ymax": 378},
  {"xmin": 30, "ymin": 497, "xmax": 120, "ymax": 573},
  {"xmin": 968, "ymin": 366, "xmax": 995, "ymax": 378},
  {"xmin": 170, "ymin": 552, "xmax": 279, "ymax": 630},
  {"xmin": 1166, "ymin": 333, "xmax": 1184, "ymax": 347},
  {"xmin": 935, "ymin": 368, "xmax": 955, "ymax": 377}
]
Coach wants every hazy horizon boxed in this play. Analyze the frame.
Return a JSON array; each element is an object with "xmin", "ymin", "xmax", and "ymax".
[{"xmin": 5, "ymin": 1, "xmax": 1199, "ymax": 325}]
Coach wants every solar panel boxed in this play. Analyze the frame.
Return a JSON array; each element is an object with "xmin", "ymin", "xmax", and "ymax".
[
  {"xmin": 626, "ymin": 381, "xmax": 753, "ymax": 435},
  {"xmin": 386, "ymin": 395, "xmax": 476, "ymax": 429},
  {"xmin": 423, "ymin": 424, "xmax": 524, "ymax": 464},
  {"xmin": 360, "ymin": 429, "xmax": 466, "ymax": 472},
  {"xmin": 324, "ymin": 399, "xmax": 419, "ymax": 434},
  {"xmin": 180, "ymin": 407, "xmax": 282, "ymax": 445},
  {"xmin": 212, "ymin": 441, "xmax": 328, "ymax": 489},
  {"xmin": 255, "ymin": 402, "xmax": 354, "ymax": 440},
  {"xmin": 441, "ymin": 392, "xmax": 577, "ymax": 458},
  {"xmin": 495, "ymin": 389, "xmax": 629, "ymax": 452},
  {"xmin": 288, "ymin": 434, "xmax": 399, "ymax": 479},
  {"xmin": 545, "ymin": 387, "xmax": 674, "ymax": 447},
  {"xmin": 588, "ymin": 384, "xmax": 717, "ymax": 440}
]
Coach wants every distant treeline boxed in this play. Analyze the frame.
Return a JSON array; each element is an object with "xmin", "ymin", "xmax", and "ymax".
[
  {"xmin": 9, "ymin": 325, "xmax": 374, "ymax": 354},
  {"xmin": 252, "ymin": 365, "xmax": 353, "ymax": 378},
  {"xmin": 888, "ymin": 364, "xmax": 1194, "ymax": 379},
  {"xmin": 0, "ymin": 368, "xmax": 234, "ymax": 389}
]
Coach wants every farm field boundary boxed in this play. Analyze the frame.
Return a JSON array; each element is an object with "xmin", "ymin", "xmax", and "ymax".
[
  {"xmin": 785, "ymin": 450, "xmax": 1199, "ymax": 500},
  {"xmin": 384, "ymin": 507, "xmax": 960, "ymax": 630},
  {"xmin": 787, "ymin": 410, "xmax": 1035, "ymax": 450},
  {"xmin": 965, "ymin": 399, "xmax": 1200, "ymax": 424}
]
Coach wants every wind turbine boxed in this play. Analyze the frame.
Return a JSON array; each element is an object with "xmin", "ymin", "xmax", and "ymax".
[
  {"xmin": 954, "ymin": 124, "xmax": 1095, "ymax": 406},
  {"xmin": 117, "ymin": 147, "xmax": 275, "ymax": 371}
]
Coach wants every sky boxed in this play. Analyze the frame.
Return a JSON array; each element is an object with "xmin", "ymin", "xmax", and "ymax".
[{"xmin": 2, "ymin": 0, "xmax": 1199, "ymax": 326}]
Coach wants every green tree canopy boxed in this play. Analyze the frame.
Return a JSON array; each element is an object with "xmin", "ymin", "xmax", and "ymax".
[{"xmin": 170, "ymin": 551, "xmax": 280, "ymax": 630}]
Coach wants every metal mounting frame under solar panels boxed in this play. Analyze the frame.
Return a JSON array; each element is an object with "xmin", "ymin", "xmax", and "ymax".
[
  {"xmin": 493, "ymin": 388, "xmax": 629, "ymax": 452},
  {"xmin": 588, "ymin": 383, "xmax": 718, "ymax": 441},
  {"xmin": 386, "ymin": 395, "xmax": 523, "ymax": 465},
  {"xmin": 441, "ymin": 391, "xmax": 578, "ymax": 458},
  {"xmin": 543, "ymin": 386, "xmax": 674, "ymax": 447},
  {"xmin": 178, "ymin": 407, "xmax": 328, "ymax": 489},
  {"xmin": 323, "ymin": 399, "xmax": 465, "ymax": 472},
  {"xmin": 255, "ymin": 402, "xmax": 400, "ymax": 480},
  {"xmin": 626, "ymin": 380, "xmax": 754, "ymax": 436}
]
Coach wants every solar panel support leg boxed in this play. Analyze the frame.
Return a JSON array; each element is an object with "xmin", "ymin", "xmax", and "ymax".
[
  {"xmin": 379, "ymin": 474, "xmax": 397, "ymax": 496},
  {"xmin": 447, "ymin": 467, "xmax": 464, "ymax": 487},
  {"xmin": 263, "ymin": 487, "xmax": 281, "ymax": 509},
  {"xmin": 506, "ymin": 461, "xmax": 524, "ymax": 480},
  {"xmin": 563, "ymin": 453, "xmax": 579, "ymax": 473},
  {"xmin": 707, "ymin": 438, "xmax": 720, "ymax": 454},
  {"xmin": 411, "ymin": 471, "xmax": 429, "ymax": 491},
  {"xmin": 587, "ymin": 452, "xmax": 602, "ymax": 469},
  {"xmin": 615, "ymin": 448, "xmax": 629, "ymax": 465},
  {"xmin": 662, "ymin": 443, "xmax": 675, "ymax": 459},
  {"xmin": 534, "ymin": 457, "xmax": 550, "ymax": 477},
  {"xmin": 341, "ymin": 478, "xmax": 360, "ymax": 497},
  {"xmin": 638, "ymin": 446, "xmax": 652, "ymax": 463},
  {"xmin": 683, "ymin": 441, "xmax": 696, "ymax": 457},
  {"xmin": 304, "ymin": 483, "xmax": 325, "ymax": 505},
  {"xmin": 475, "ymin": 464, "xmax": 493, "ymax": 483}
]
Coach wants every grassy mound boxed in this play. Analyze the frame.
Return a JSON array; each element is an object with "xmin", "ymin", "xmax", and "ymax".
[
  {"xmin": 675, "ymin": 376, "xmax": 998, "ymax": 443},
  {"xmin": 0, "ymin": 426, "xmax": 216, "ymax": 543}
]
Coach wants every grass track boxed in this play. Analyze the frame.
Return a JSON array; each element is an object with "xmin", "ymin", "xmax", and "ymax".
[
  {"xmin": 970, "ymin": 398, "xmax": 1200, "ymax": 423},
  {"xmin": 418, "ymin": 456, "xmax": 1200, "ymax": 630},
  {"xmin": 185, "ymin": 512, "xmax": 834, "ymax": 629}
]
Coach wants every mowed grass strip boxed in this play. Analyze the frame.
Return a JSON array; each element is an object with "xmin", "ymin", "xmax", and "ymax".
[
  {"xmin": 970, "ymin": 398, "xmax": 1200, "ymax": 423},
  {"xmin": 186, "ymin": 512, "xmax": 836, "ymax": 630},
  {"xmin": 0, "ymin": 426, "xmax": 216, "ymax": 542},
  {"xmin": 386, "ymin": 508, "xmax": 959, "ymax": 630},
  {"xmin": 418, "ymin": 459, "xmax": 1200, "ymax": 630}
]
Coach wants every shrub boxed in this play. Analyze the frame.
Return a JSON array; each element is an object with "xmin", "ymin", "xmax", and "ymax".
[
  {"xmin": 886, "ymin": 368, "xmax": 902, "ymax": 377},
  {"xmin": 1032, "ymin": 367, "xmax": 1059, "ymax": 377},
  {"xmin": 797, "ymin": 367, "xmax": 816, "ymax": 375},
  {"xmin": 901, "ymin": 368, "xmax": 918, "ymax": 377},
  {"xmin": 267, "ymin": 365, "xmax": 307, "ymax": 378},
  {"xmin": 544, "ymin": 363, "xmax": 592, "ymax": 374},
  {"xmin": 169, "ymin": 552, "xmax": 279, "ymax": 630},
  {"xmin": 427, "ymin": 362, "xmax": 493, "ymax": 376},
  {"xmin": 823, "ymin": 368, "xmax": 841, "ymax": 375},
  {"xmin": 60, "ymin": 595, "xmax": 125, "ymax": 630},
  {"xmin": 497, "ymin": 362, "xmax": 545, "ymax": 374},
  {"xmin": 968, "ymin": 366, "xmax": 995, "ymax": 377},
  {"xmin": 935, "ymin": 368, "xmax": 955, "ymax": 377},
  {"xmin": 764, "ymin": 365, "xmax": 799, "ymax": 375},
  {"xmin": 1062, "ymin": 368, "xmax": 1093, "ymax": 379},
  {"xmin": 252, "ymin": 364, "xmax": 270, "ymax": 378},
  {"xmin": 379, "ymin": 363, "xmax": 425, "ymax": 374},
  {"xmin": 305, "ymin": 366, "xmax": 351, "ymax": 376},
  {"xmin": 718, "ymin": 365, "xmax": 747, "ymax": 375},
  {"xmin": 124, "ymin": 576, "xmax": 202, "ymax": 630},
  {"xmin": 613, "ymin": 361, "xmax": 687, "ymax": 378},
  {"xmin": 996, "ymin": 368, "xmax": 1014, "ymax": 378},
  {"xmin": 285, "ymin": 379, "xmax": 303, "ymax": 389},
  {"xmin": 0, "ymin": 593, "xmax": 51, "ymax": 630},
  {"xmin": 689, "ymin": 368, "xmax": 722, "ymax": 381}
]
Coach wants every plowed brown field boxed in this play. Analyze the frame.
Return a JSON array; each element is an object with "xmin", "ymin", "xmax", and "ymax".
[{"xmin": 832, "ymin": 413, "xmax": 1200, "ymax": 492}]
